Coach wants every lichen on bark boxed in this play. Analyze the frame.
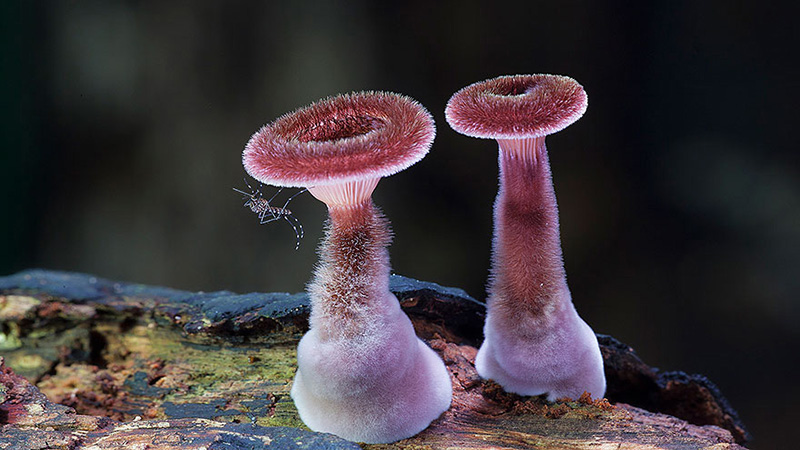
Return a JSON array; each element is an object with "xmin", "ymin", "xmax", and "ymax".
[{"xmin": 1, "ymin": 269, "xmax": 748, "ymax": 449}]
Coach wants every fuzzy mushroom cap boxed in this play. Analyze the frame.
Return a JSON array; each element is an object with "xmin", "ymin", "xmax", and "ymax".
[
  {"xmin": 243, "ymin": 91, "xmax": 435, "ymax": 188},
  {"xmin": 445, "ymin": 74, "xmax": 587, "ymax": 140}
]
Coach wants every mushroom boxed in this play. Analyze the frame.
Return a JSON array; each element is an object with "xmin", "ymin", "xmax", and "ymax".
[
  {"xmin": 242, "ymin": 91, "xmax": 451, "ymax": 443},
  {"xmin": 445, "ymin": 75, "xmax": 605, "ymax": 400}
]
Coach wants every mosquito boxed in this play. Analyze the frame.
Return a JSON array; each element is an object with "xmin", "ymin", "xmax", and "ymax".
[{"xmin": 233, "ymin": 179, "xmax": 307, "ymax": 250}]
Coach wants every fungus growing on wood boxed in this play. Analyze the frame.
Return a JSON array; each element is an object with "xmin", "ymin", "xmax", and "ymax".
[
  {"xmin": 445, "ymin": 75, "xmax": 605, "ymax": 400},
  {"xmin": 243, "ymin": 92, "xmax": 451, "ymax": 443}
]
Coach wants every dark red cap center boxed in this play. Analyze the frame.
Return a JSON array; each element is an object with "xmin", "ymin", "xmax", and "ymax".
[{"xmin": 295, "ymin": 115, "xmax": 386, "ymax": 143}]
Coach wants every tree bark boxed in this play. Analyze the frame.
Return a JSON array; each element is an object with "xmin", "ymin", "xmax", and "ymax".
[{"xmin": 1, "ymin": 270, "xmax": 748, "ymax": 449}]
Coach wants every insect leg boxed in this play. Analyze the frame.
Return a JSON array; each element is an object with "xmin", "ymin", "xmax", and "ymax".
[
  {"xmin": 232, "ymin": 187, "xmax": 250, "ymax": 197},
  {"xmin": 282, "ymin": 214, "xmax": 303, "ymax": 250},
  {"xmin": 259, "ymin": 207, "xmax": 281, "ymax": 224},
  {"xmin": 244, "ymin": 177, "xmax": 256, "ymax": 193},
  {"xmin": 283, "ymin": 212, "xmax": 304, "ymax": 239},
  {"xmin": 267, "ymin": 187, "xmax": 283, "ymax": 205},
  {"xmin": 278, "ymin": 188, "xmax": 308, "ymax": 215}
]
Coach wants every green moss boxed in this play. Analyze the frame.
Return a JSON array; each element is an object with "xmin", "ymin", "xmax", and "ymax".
[
  {"xmin": 0, "ymin": 324, "xmax": 22, "ymax": 350},
  {"xmin": 263, "ymin": 399, "xmax": 307, "ymax": 429},
  {"xmin": 104, "ymin": 324, "xmax": 303, "ymax": 426}
]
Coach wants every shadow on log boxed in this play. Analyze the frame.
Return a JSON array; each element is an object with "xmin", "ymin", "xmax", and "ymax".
[{"xmin": 1, "ymin": 269, "xmax": 749, "ymax": 449}]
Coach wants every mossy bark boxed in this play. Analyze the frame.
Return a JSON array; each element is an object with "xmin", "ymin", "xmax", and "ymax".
[{"xmin": 1, "ymin": 270, "xmax": 747, "ymax": 449}]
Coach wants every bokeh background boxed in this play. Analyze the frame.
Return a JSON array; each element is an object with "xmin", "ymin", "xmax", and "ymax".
[{"xmin": 1, "ymin": 1, "xmax": 797, "ymax": 448}]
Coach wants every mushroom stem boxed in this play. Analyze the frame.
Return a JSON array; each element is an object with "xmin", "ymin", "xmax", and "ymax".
[
  {"xmin": 476, "ymin": 134, "xmax": 605, "ymax": 400},
  {"xmin": 291, "ymin": 179, "xmax": 451, "ymax": 444},
  {"xmin": 491, "ymin": 136, "xmax": 568, "ymax": 320},
  {"xmin": 308, "ymin": 198, "xmax": 394, "ymax": 340},
  {"xmin": 306, "ymin": 178, "xmax": 394, "ymax": 338}
]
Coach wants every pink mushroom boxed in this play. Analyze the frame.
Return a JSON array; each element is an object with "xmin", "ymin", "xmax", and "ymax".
[
  {"xmin": 243, "ymin": 92, "xmax": 451, "ymax": 443},
  {"xmin": 445, "ymin": 75, "xmax": 605, "ymax": 400}
]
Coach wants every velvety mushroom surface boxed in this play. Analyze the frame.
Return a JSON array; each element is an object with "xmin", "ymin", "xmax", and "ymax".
[
  {"xmin": 244, "ymin": 91, "xmax": 434, "ymax": 187},
  {"xmin": 242, "ymin": 91, "xmax": 450, "ymax": 444},
  {"xmin": 446, "ymin": 75, "xmax": 605, "ymax": 401},
  {"xmin": 445, "ymin": 74, "xmax": 587, "ymax": 139}
]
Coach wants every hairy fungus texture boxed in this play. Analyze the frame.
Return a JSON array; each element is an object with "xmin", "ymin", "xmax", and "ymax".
[
  {"xmin": 445, "ymin": 74, "xmax": 587, "ymax": 140},
  {"xmin": 293, "ymin": 201, "xmax": 451, "ymax": 443},
  {"xmin": 445, "ymin": 75, "xmax": 605, "ymax": 401},
  {"xmin": 243, "ymin": 91, "xmax": 450, "ymax": 443},
  {"xmin": 243, "ymin": 91, "xmax": 435, "ymax": 188}
]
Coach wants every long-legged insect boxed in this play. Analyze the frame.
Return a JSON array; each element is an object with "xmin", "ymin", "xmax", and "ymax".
[{"xmin": 233, "ymin": 179, "xmax": 307, "ymax": 250}]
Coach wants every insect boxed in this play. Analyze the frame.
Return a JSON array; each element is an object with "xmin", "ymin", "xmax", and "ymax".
[{"xmin": 233, "ymin": 179, "xmax": 307, "ymax": 250}]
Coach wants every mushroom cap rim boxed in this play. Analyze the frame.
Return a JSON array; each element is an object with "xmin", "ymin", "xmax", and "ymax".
[
  {"xmin": 242, "ymin": 90, "xmax": 435, "ymax": 188},
  {"xmin": 445, "ymin": 74, "xmax": 588, "ymax": 140}
]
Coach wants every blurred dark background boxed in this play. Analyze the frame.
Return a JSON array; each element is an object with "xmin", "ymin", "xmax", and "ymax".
[{"xmin": 1, "ymin": 1, "xmax": 797, "ymax": 448}]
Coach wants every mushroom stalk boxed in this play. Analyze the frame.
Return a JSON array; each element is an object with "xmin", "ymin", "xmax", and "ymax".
[
  {"xmin": 306, "ymin": 179, "xmax": 394, "ymax": 339},
  {"xmin": 491, "ymin": 137, "xmax": 567, "ymax": 320},
  {"xmin": 477, "ymin": 134, "xmax": 605, "ymax": 400},
  {"xmin": 292, "ymin": 179, "xmax": 451, "ymax": 444},
  {"xmin": 445, "ymin": 74, "xmax": 605, "ymax": 401}
]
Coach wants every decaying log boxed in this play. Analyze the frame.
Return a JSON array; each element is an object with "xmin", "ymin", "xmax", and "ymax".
[
  {"xmin": 1, "ymin": 269, "xmax": 748, "ymax": 449},
  {"xmin": 0, "ymin": 357, "xmax": 360, "ymax": 449}
]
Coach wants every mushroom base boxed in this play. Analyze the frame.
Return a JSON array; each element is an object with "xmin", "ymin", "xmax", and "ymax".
[
  {"xmin": 291, "ymin": 296, "xmax": 452, "ymax": 444},
  {"xmin": 291, "ymin": 200, "xmax": 451, "ymax": 443},
  {"xmin": 475, "ymin": 297, "xmax": 605, "ymax": 401}
]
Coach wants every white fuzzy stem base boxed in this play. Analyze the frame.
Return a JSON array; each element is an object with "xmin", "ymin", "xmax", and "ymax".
[{"xmin": 291, "ymin": 200, "xmax": 451, "ymax": 443}]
